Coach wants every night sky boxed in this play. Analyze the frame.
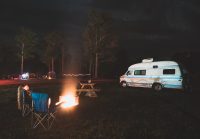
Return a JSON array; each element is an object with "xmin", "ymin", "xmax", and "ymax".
[{"xmin": 0, "ymin": 0, "xmax": 200, "ymax": 73}]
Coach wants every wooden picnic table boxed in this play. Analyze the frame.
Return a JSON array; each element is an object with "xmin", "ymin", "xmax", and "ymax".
[
  {"xmin": 77, "ymin": 82, "xmax": 100, "ymax": 97},
  {"xmin": 80, "ymin": 83, "xmax": 95, "ymax": 89}
]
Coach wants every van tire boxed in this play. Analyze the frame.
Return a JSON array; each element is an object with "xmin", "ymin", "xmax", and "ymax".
[
  {"xmin": 152, "ymin": 83, "xmax": 162, "ymax": 91},
  {"xmin": 121, "ymin": 81, "xmax": 127, "ymax": 87}
]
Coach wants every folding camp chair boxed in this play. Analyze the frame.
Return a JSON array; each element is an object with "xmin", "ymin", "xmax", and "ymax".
[
  {"xmin": 31, "ymin": 92, "xmax": 56, "ymax": 130},
  {"xmin": 22, "ymin": 90, "xmax": 32, "ymax": 117}
]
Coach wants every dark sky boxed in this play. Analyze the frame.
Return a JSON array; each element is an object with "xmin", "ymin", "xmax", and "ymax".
[{"xmin": 1, "ymin": 0, "xmax": 200, "ymax": 60}]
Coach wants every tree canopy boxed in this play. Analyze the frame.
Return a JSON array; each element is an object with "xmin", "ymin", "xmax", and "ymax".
[
  {"xmin": 15, "ymin": 27, "xmax": 38, "ymax": 59},
  {"xmin": 43, "ymin": 31, "xmax": 67, "ymax": 73},
  {"xmin": 83, "ymin": 10, "xmax": 118, "ymax": 77}
]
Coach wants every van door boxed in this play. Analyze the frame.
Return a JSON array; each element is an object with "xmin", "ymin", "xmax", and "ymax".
[
  {"xmin": 124, "ymin": 69, "xmax": 133, "ymax": 86},
  {"xmin": 131, "ymin": 70, "xmax": 148, "ymax": 87}
]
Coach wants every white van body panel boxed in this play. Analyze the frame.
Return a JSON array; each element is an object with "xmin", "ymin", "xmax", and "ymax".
[{"xmin": 120, "ymin": 60, "xmax": 183, "ymax": 89}]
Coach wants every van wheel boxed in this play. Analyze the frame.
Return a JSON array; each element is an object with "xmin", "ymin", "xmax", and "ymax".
[
  {"xmin": 153, "ymin": 83, "xmax": 162, "ymax": 91},
  {"xmin": 121, "ymin": 81, "xmax": 127, "ymax": 87}
]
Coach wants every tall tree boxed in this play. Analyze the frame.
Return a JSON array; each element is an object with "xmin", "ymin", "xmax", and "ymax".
[
  {"xmin": 43, "ymin": 31, "xmax": 66, "ymax": 74},
  {"xmin": 83, "ymin": 10, "xmax": 118, "ymax": 78},
  {"xmin": 15, "ymin": 27, "xmax": 38, "ymax": 74}
]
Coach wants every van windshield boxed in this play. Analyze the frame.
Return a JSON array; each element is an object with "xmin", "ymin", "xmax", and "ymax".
[{"xmin": 126, "ymin": 70, "xmax": 132, "ymax": 75}]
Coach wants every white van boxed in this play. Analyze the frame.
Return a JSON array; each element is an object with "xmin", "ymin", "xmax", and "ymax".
[{"xmin": 120, "ymin": 58, "xmax": 186, "ymax": 91}]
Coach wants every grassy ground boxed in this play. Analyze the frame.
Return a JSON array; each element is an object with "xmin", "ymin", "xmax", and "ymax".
[{"xmin": 0, "ymin": 82, "xmax": 200, "ymax": 139}]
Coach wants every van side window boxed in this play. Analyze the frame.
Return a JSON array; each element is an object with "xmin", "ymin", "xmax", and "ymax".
[
  {"xmin": 134, "ymin": 70, "xmax": 146, "ymax": 75},
  {"xmin": 153, "ymin": 65, "xmax": 158, "ymax": 68},
  {"xmin": 163, "ymin": 69, "xmax": 175, "ymax": 74}
]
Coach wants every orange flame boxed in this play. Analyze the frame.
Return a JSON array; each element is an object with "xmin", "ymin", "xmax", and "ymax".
[
  {"xmin": 59, "ymin": 94, "xmax": 79, "ymax": 108},
  {"xmin": 56, "ymin": 78, "xmax": 79, "ymax": 109}
]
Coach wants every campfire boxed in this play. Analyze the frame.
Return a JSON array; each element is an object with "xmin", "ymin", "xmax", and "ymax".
[
  {"xmin": 56, "ymin": 94, "xmax": 79, "ymax": 108},
  {"xmin": 56, "ymin": 78, "xmax": 79, "ymax": 109}
]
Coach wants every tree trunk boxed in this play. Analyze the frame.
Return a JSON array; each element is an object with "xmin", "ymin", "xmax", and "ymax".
[
  {"xmin": 89, "ymin": 58, "xmax": 92, "ymax": 75},
  {"xmin": 61, "ymin": 47, "xmax": 64, "ymax": 74},
  {"xmin": 21, "ymin": 43, "xmax": 24, "ymax": 74},
  {"xmin": 48, "ymin": 62, "xmax": 51, "ymax": 72},
  {"xmin": 95, "ymin": 53, "xmax": 98, "ymax": 78},
  {"xmin": 51, "ymin": 57, "xmax": 54, "ymax": 72}
]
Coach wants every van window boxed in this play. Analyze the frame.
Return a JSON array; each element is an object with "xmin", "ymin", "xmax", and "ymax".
[
  {"xmin": 126, "ymin": 70, "xmax": 133, "ymax": 75},
  {"xmin": 153, "ymin": 65, "xmax": 158, "ymax": 68},
  {"xmin": 163, "ymin": 69, "xmax": 175, "ymax": 74},
  {"xmin": 134, "ymin": 70, "xmax": 146, "ymax": 75}
]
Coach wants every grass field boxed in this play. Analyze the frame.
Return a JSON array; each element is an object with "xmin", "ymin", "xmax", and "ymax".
[{"xmin": 0, "ymin": 82, "xmax": 200, "ymax": 139}]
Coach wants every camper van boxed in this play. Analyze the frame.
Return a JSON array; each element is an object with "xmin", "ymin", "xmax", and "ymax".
[{"xmin": 120, "ymin": 58, "xmax": 186, "ymax": 91}]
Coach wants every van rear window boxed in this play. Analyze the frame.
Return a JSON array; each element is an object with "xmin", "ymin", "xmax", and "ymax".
[
  {"xmin": 163, "ymin": 69, "xmax": 175, "ymax": 74},
  {"xmin": 134, "ymin": 70, "xmax": 146, "ymax": 75}
]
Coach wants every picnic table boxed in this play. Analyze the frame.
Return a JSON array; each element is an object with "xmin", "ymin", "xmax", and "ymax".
[{"xmin": 77, "ymin": 82, "xmax": 100, "ymax": 97}]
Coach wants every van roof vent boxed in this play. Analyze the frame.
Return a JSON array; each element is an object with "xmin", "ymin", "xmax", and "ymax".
[{"xmin": 142, "ymin": 58, "xmax": 153, "ymax": 63}]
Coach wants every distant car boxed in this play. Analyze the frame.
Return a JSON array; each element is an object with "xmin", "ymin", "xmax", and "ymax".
[
  {"xmin": 29, "ymin": 73, "xmax": 37, "ymax": 79},
  {"xmin": 45, "ymin": 71, "xmax": 56, "ymax": 79},
  {"xmin": 9, "ymin": 74, "xmax": 20, "ymax": 80},
  {"xmin": 21, "ymin": 73, "xmax": 29, "ymax": 80}
]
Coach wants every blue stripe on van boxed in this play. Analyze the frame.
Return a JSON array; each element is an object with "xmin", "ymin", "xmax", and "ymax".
[
  {"xmin": 164, "ymin": 84, "xmax": 182, "ymax": 89},
  {"xmin": 127, "ymin": 82, "xmax": 182, "ymax": 89}
]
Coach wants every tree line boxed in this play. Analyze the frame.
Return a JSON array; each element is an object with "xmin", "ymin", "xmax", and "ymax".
[
  {"xmin": 1, "ymin": 9, "xmax": 197, "ymax": 79},
  {"xmin": 0, "ymin": 10, "xmax": 118, "ymax": 78}
]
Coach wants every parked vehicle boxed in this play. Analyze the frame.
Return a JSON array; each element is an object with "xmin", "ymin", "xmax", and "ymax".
[
  {"xmin": 9, "ymin": 74, "xmax": 20, "ymax": 80},
  {"xmin": 21, "ymin": 73, "xmax": 29, "ymax": 80},
  {"xmin": 29, "ymin": 73, "xmax": 38, "ymax": 79},
  {"xmin": 43, "ymin": 71, "xmax": 56, "ymax": 79},
  {"xmin": 120, "ymin": 58, "xmax": 187, "ymax": 91}
]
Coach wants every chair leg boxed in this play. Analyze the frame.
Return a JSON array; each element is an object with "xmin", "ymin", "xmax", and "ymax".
[
  {"xmin": 32, "ymin": 113, "xmax": 48, "ymax": 130},
  {"xmin": 22, "ymin": 104, "xmax": 31, "ymax": 117},
  {"xmin": 47, "ymin": 112, "xmax": 56, "ymax": 129}
]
